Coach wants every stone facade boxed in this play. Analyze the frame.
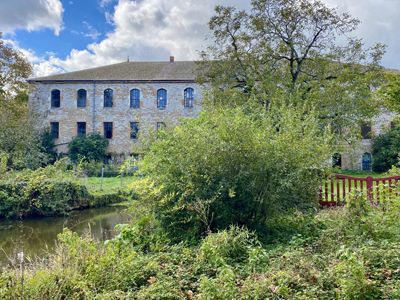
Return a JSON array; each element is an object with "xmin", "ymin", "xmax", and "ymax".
[
  {"xmin": 338, "ymin": 109, "xmax": 395, "ymax": 170},
  {"xmin": 29, "ymin": 81, "xmax": 203, "ymax": 155},
  {"xmin": 28, "ymin": 60, "xmax": 396, "ymax": 171}
]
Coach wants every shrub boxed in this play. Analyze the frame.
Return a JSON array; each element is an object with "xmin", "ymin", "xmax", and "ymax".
[
  {"xmin": 138, "ymin": 107, "xmax": 332, "ymax": 240},
  {"xmin": 372, "ymin": 126, "xmax": 400, "ymax": 172},
  {"xmin": 68, "ymin": 133, "xmax": 109, "ymax": 163},
  {"xmin": 2, "ymin": 201, "xmax": 400, "ymax": 299},
  {"xmin": 0, "ymin": 161, "xmax": 123, "ymax": 218}
]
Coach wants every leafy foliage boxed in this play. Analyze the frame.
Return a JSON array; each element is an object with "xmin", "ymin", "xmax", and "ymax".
[
  {"xmin": 372, "ymin": 126, "xmax": 400, "ymax": 172},
  {"xmin": 0, "ymin": 33, "xmax": 32, "ymax": 98},
  {"xmin": 68, "ymin": 133, "xmax": 109, "ymax": 163},
  {"xmin": 200, "ymin": 0, "xmax": 385, "ymax": 141},
  {"xmin": 0, "ymin": 35, "xmax": 50, "ymax": 170},
  {"xmin": 2, "ymin": 196, "xmax": 400, "ymax": 299},
  {"xmin": 135, "ymin": 106, "xmax": 332, "ymax": 241},
  {"xmin": 0, "ymin": 160, "xmax": 123, "ymax": 218}
]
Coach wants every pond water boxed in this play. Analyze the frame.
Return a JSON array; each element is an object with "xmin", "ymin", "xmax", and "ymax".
[{"xmin": 0, "ymin": 205, "xmax": 131, "ymax": 266}]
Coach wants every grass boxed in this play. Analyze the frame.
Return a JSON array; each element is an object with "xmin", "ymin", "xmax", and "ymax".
[
  {"xmin": 80, "ymin": 176, "xmax": 136, "ymax": 195},
  {"xmin": 335, "ymin": 169, "xmax": 384, "ymax": 178}
]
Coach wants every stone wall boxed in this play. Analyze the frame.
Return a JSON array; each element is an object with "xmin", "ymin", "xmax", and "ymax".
[
  {"xmin": 29, "ymin": 82, "xmax": 204, "ymax": 155},
  {"xmin": 339, "ymin": 109, "xmax": 396, "ymax": 170}
]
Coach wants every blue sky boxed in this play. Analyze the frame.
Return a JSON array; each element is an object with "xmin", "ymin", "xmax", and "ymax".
[
  {"xmin": 1, "ymin": 0, "xmax": 399, "ymax": 77},
  {"xmin": 3, "ymin": 0, "xmax": 116, "ymax": 59}
]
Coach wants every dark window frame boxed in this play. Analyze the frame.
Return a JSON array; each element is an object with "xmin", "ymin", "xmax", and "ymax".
[
  {"xmin": 130, "ymin": 122, "xmax": 139, "ymax": 139},
  {"xmin": 104, "ymin": 88, "xmax": 113, "ymax": 108},
  {"xmin": 50, "ymin": 122, "xmax": 59, "ymax": 139},
  {"xmin": 104, "ymin": 122, "xmax": 113, "ymax": 139},
  {"xmin": 332, "ymin": 153, "xmax": 342, "ymax": 169},
  {"xmin": 184, "ymin": 87, "xmax": 194, "ymax": 108},
  {"xmin": 362, "ymin": 152, "xmax": 372, "ymax": 171},
  {"xmin": 130, "ymin": 89, "xmax": 140, "ymax": 109},
  {"xmin": 157, "ymin": 89, "xmax": 167, "ymax": 110},
  {"xmin": 156, "ymin": 122, "xmax": 166, "ymax": 130},
  {"xmin": 77, "ymin": 89, "xmax": 87, "ymax": 108},
  {"xmin": 77, "ymin": 122, "xmax": 86, "ymax": 136},
  {"xmin": 51, "ymin": 89, "xmax": 61, "ymax": 108},
  {"xmin": 361, "ymin": 122, "xmax": 372, "ymax": 139}
]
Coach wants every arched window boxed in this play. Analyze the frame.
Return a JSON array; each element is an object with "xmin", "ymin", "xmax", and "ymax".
[
  {"xmin": 104, "ymin": 88, "xmax": 113, "ymax": 107},
  {"xmin": 77, "ymin": 89, "xmax": 87, "ymax": 108},
  {"xmin": 51, "ymin": 89, "xmax": 61, "ymax": 108},
  {"xmin": 157, "ymin": 89, "xmax": 167, "ymax": 109},
  {"xmin": 184, "ymin": 87, "xmax": 194, "ymax": 108},
  {"xmin": 130, "ymin": 89, "xmax": 140, "ymax": 109},
  {"xmin": 332, "ymin": 153, "xmax": 342, "ymax": 169},
  {"xmin": 362, "ymin": 153, "xmax": 372, "ymax": 171}
]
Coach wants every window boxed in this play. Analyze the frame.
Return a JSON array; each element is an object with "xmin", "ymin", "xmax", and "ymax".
[
  {"xmin": 332, "ymin": 153, "xmax": 342, "ymax": 169},
  {"xmin": 130, "ymin": 122, "xmax": 139, "ymax": 139},
  {"xmin": 77, "ymin": 89, "xmax": 87, "ymax": 108},
  {"xmin": 361, "ymin": 122, "xmax": 372, "ymax": 139},
  {"xmin": 157, "ymin": 89, "xmax": 167, "ymax": 109},
  {"xmin": 362, "ymin": 152, "xmax": 372, "ymax": 171},
  {"xmin": 50, "ymin": 122, "xmax": 59, "ymax": 139},
  {"xmin": 51, "ymin": 89, "xmax": 61, "ymax": 108},
  {"xmin": 157, "ymin": 122, "xmax": 166, "ymax": 130},
  {"xmin": 130, "ymin": 89, "xmax": 140, "ymax": 108},
  {"xmin": 77, "ymin": 122, "xmax": 86, "ymax": 136},
  {"xmin": 104, "ymin": 122, "xmax": 113, "ymax": 139},
  {"xmin": 184, "ymin": 88, "xmax": 194, "ymax": 108},
  {"xmin": 104, "ymin": 88, "xmax": 113, "ymax": 107}
]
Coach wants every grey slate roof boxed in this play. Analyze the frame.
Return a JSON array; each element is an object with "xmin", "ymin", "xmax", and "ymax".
[{"xmin": 28, "ymin": 61, "xmax": 199, "ymax": 82}]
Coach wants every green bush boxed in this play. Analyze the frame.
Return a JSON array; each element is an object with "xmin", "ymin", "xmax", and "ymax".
[
  {"xmin": 3, "ymin": 198, "xmax": 400, "ymax": 299},
  {"xmin": 372, "ymin": 126, "xmax": 400, "ymax": 172},
  {"xmin": 137, "ymin": 107, "xmax": 332, "ymax": 241},
  {"xmin": 0, "ymin": 162, "xmax": 124, "ymax": 218},
  {"xmin": 68, "ymin": 133, "xmax": 109, "ymax": 163}
]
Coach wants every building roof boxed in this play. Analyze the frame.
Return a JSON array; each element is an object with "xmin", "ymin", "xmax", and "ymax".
[{"xmin": 28, "ymin": 61, "xmax": 199, "ymax": 83}]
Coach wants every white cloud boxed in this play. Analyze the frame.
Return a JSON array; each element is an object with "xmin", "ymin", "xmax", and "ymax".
[
  {"xmin": 0, "ymin": 0, "xmax": 64, "ymax": 36},
  {"xmin": 18, "ymin": 0, "xmax": 399, "ymax": 77},
  {"xmin": 29, "ymin": 0, "xmax": 244, "ymax": 76},
  {"xmin": 321, "ymin": 0, "xmax": 400, "ymax": 69}
]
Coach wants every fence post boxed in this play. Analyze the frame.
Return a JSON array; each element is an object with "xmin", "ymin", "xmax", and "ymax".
[{"xmin": 366, "ymin": 176, "xmax": 373, "ymax": 202}]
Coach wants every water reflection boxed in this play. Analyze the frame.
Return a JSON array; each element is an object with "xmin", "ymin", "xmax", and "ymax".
[{"xmin": 0, "ymin": 205, "xmax": 131, "ymax": 266}]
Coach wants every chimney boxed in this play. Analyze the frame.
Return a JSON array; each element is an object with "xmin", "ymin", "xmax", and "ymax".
[{"xmin": 169, "ymin": 56, "xmax": 175, "ymax": 63}]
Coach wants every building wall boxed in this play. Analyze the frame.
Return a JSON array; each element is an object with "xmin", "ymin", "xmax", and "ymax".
[
  {"xmin": 339, "ymin": 109, "xmax": 396, "ymax": 170},
  {"xmin": 29, "ymin": 82, "xmax": 204, "ymax": 155}
]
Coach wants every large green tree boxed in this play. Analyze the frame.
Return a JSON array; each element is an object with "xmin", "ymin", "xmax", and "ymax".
[
  {"xmin": 0, "ymin": 33, "xmax": 50, "ymax": 170},
  {"xmin": 135, "ymin": 106, "xmax": 333, "ymax": 240},
  {"xmin": 0, "ymin": 33, "xmax": 32, "ymax": 99},
  {"xmin": 200, "ymin": 0, "xmax": 385, "ymax": 140}
]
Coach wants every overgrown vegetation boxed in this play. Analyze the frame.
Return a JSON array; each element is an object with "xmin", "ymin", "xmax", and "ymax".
[
  {"xmin": 68, "ymin": 133, "xmax": 109, "ymax": 163},
  {"xmin": 135, "ymin": 106, "xmax": 332, "ymax": 241},
  {"xmin": 1, "ymin": 195, "xmax": 400, "ymax": 299},
  {"xmin": 0, "ymin": 160, "xmax": 125, "ymax": 218},
  {"xmin": 372, "ymin": 126, "xmax": 400, "ymax": 172}
]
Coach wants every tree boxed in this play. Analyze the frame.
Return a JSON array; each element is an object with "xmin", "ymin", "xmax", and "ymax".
[
  {"xmin": 378, "ymin": 71, "xmax": 400, "ymax": 114},
  {"xmin": 68, "ymin": 133, "xmax": 109, "ymax": 163},
  {"xmin": 0, "ymin": 33, "xmax": 32, "ymax": 99},
  {"xmin": 200, "ymin": 0, "xmax": 385, "ymax": 140},
  {"xmin": 135, "ymin": 105, "xmax": 333, "ymax": 240},
  {"xmin": 0, "ymin": 34, "xmax": 50, "ymax": 170},
  {"xmin": 372, "ymin": 127, "xmax": 400, "ymax": 173}
]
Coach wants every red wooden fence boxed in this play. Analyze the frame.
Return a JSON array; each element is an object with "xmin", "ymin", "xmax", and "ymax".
[{"xmin": 319, "ymin": 174, "xmax": 400, "ymax": 207}]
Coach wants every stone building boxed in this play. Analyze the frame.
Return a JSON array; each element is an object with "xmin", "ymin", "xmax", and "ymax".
[
  {"xmin": 28, "ymin": 57, "xmax": 203, "ymax": 157},
  {"xmin": 334, "ymin": 109, "xmax": 395, "ymax": 171},
  {"xmin": 28, "ymin": 57, "xmax": 394, "ymax": 170}
]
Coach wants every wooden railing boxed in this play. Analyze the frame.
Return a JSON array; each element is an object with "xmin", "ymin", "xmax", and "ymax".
[{"xmin": 319, "ymin": 174, "xmax": 400, "ymax": 207}]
